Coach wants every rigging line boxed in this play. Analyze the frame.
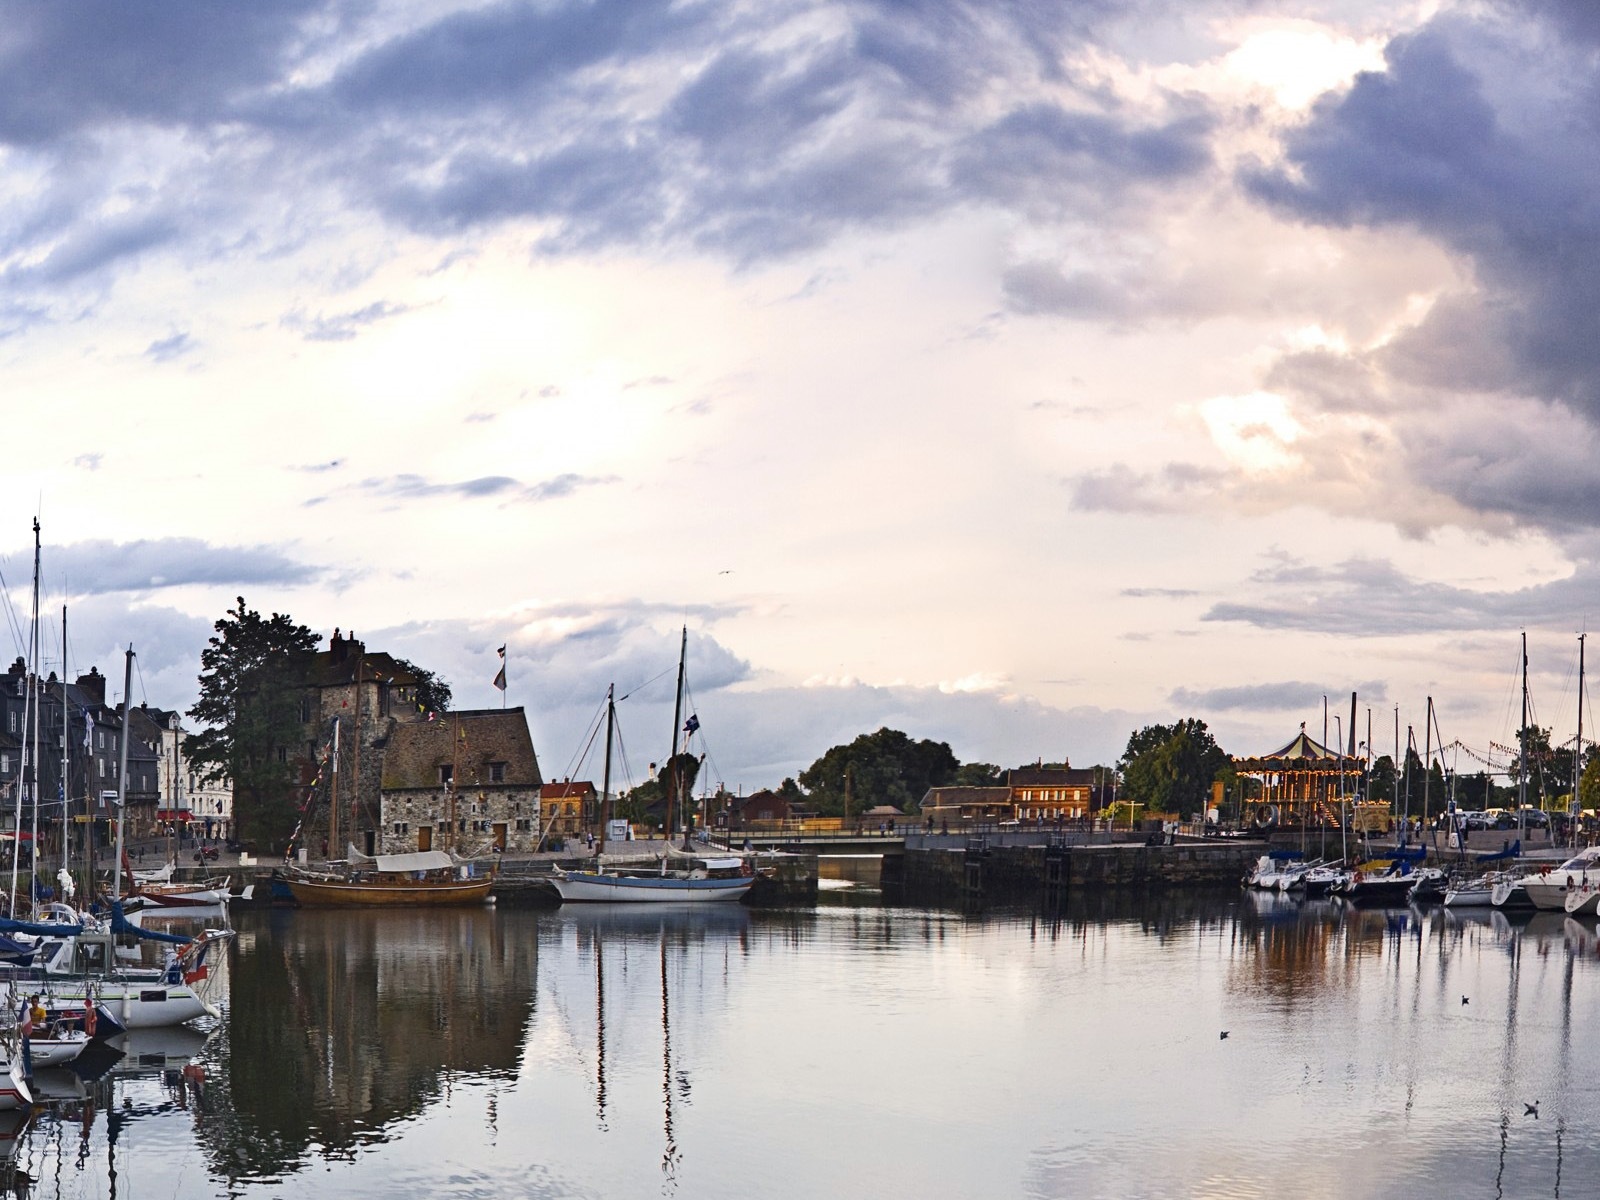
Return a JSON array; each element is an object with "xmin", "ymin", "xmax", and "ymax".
[
  {"xmin": 556, "ymin": 699, "xmax": 609, "ymax": 788},
  {"xmin": 617, "ymin": 664, "xmax": 676, "ymax": 705},
  {"xmin": 0, "ymin": 556, "xmax": 23, "ymax": 655}
]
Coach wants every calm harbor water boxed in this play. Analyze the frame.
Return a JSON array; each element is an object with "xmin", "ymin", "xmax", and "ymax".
[{"xmin": 5, "ymin": 889, "xmax": 1600, "ymax": 1198}]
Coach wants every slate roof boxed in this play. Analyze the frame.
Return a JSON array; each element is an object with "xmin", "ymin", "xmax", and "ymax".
[{"xmin": 380, "ymin": 708, "xmax": 542, "ymax": 790}]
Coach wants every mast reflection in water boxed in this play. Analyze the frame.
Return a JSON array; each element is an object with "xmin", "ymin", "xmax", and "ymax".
[{"xmin": 17, "ymin": 896, "xmax": 1600, "ymax": 1197}]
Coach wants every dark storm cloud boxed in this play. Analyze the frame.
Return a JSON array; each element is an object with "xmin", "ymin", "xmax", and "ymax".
[
  {"xmin": 12, "ymin": 538, "xmax": 322, "ymax": 595},
  {"xmin": 1247, "ymin": 15, "xmax": 1600, "ymax": 422},
  {"xmin": 0, "ymin": 0, "xmax": 1233, "ymax": 308},
  {"xmin": 0, "ymin": 2, "xmax": 321, "ymax": 144}
]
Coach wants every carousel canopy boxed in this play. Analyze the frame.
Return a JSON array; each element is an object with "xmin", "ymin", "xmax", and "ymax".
[{"xmin": 1233, "ymin": 725, "xmax": 1348, "ymax": 772}]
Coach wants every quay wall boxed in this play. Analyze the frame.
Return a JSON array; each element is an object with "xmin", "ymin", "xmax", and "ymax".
[{"xmin": 899, "ymin": 842, "xmax": 1260, "ymax": 905}]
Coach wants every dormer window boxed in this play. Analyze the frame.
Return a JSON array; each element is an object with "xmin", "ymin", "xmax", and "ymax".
[{"xmin": 438, "ymin": 765, "xmax": 453, "ymax": 785}]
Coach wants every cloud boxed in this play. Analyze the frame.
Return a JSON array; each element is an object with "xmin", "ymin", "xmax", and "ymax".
[
  {"xmin": 1069, "ymin": 463, "xmax": 1227, "ymax": 515},
  {"xmin": 347, "ymin": 472, "xmax": 613, "ymax": 506},
  {"xmin": 1202, "ymin": 553, "xmax": 1600, "ymax": 637},
  {"xmin": 1170, "ymin": 680, "xmax": 1386, "ymax": 712},
  {"xmin": 1236, "ymin": 10, "xmax": 1600, "ymax": 534},
  {"xmin": 145, "ymin": 332, "xmax": 193, "ymax": 362},
  {"xmin": 280, "ymin": 300, "xmax": 413, "ymax": 342},
  {"xmin": 2, "ymin": 537, "xmax": 322, "ymax": 596}
]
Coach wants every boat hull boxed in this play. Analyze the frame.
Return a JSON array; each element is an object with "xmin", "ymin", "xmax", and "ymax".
[
  {"xmin": 550, "ymin": 871, "xmax": 753, "ymax": 903},
  {"xmin": 44, "ymin": 981, "xmax": 217, "ymax": 1029},
  {"xmin": 285, "ymin": 877, "xmax": 495, "ymax": 907}
]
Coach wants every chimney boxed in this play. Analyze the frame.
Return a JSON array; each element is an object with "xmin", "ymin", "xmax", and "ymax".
[
  {"xmin": 330, "ymin": 628, "xmax": 346, "ymax": 663},
  {"xmin": 76, "ymin": 667, "xmax": 105, "ymax": 706}
]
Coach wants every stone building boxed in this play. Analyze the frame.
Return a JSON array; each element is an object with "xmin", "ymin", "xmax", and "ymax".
[
  {"xmin": 295, "ymin": 629, "xmax": 424, "ymax": 857},
  {"xmin": 378, "ymin": 707, "xmax": 544, "ymax": 856}
]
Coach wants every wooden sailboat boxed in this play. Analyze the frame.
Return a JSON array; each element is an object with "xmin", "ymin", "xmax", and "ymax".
[
  {"xmin": 550, "ymin": 642, "xmax": 755, "ymax": 904},
  {"xmin": 283, "ymin": 658, "xmax": 493, "ymax": 906}
]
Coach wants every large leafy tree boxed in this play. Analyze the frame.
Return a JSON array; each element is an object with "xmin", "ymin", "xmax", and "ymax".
[
  {"xmin": 391, "ymin": 656, "xmax": 452, "ymax": 715},
  {"xmin": 1119, "ymin": 719, "xmax": 1228, "ymax": 817},
  {"xmin": 185, "ymin": 597, "xmax": 320, "ymax": 852},
  {"xmin": 798, "ymin": 727, "xmax": 958, "ymax": 816}
]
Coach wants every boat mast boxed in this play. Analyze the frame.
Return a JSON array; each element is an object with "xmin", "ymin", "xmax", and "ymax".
[
  {"xmin": 8, "ymin": 519, "xmax": 39, "ymax": 913},
  {"xmin": 1575, "ymin": 633, "xmax": 1586, "ymax": 849},
  {"xmin": 352, "ymin": 651, "xmax": 362, "ymax": 857},
  {"xmin": 329, "ymin": 713, "xmax": 341, "ymax": 860},
  {"xmin": 667, "ymin": 626, "xmax": 685, "ymax": 847},
  {"xmin": 598, "ymin": 684, "xmax": 615, "ymax": 859},
  {"xmin": 1423, "ymin": 697, "xmax": 1433, "ymax": 836},
  {"xmin": 27, "ymin": 522, "xmax": 40, "ymax": 905},
  {"xmin": 1520, "ymin": 631, "xmax": 1529, "ymax": 837},
  {"xmin": 60, "ymin": 605, "xmax": 69, "ymax": 881},
  {"xmin": 112, "ymin": 646, "xmax": 133, "ymax": 902}
]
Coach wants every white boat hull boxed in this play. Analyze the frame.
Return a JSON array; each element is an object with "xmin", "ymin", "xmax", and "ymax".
[
  {"xmin": 44, "ymin": 980, "xmax": 217, "ymax": 1029},
  {"xmin": 550, "ymin": 871, "xmax": 753, "ymax": 903}
]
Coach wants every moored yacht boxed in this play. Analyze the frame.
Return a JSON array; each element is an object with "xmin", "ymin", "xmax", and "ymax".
[{"xmin": 1506, "ymin": 846, "xmax": 1600, "ymax": 911}]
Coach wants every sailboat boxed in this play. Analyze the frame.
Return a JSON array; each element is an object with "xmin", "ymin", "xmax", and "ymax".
[{"xmin": 550, "ymin": 634, "xmax": 756, "ymax": 904}]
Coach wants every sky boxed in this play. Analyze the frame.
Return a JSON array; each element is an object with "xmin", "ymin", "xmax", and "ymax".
[{"xmin": 0, "ymin": 0, "xmax": 1596, "ymax": 796}]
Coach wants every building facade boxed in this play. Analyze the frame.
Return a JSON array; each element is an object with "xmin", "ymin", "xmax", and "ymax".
[{"xmin": 379, "ymin": 707, "xmax": 544, "ymax": 856}]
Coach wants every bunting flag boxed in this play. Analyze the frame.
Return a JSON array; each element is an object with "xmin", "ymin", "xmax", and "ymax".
[{"xmin": 492, "ymin": 644, "xmax": 507, "ymax": 692}]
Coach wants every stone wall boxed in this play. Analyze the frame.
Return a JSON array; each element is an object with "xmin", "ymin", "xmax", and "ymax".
[
  {"xmin": 381, "ymin": 785, "xmax": 543, "ymax": 856},
  {"xmin": 899, "ymin": 842, "xmax": 1261, "ymax": 905}
]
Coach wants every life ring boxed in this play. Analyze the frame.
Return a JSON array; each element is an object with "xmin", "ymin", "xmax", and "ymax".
[{"xmin": 1251, "ymin": 804, "xmax": 1280, "ymax": 830}]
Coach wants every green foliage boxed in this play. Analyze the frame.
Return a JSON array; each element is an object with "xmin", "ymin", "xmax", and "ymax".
[
  {"xmin": 797, "ymin": 727, "xmax": 958, "ymax": 816},
  {"xmin": 1581, "ymin": 756, "xmax": 1600, "ymax": 812},
  {"xmin": 391, "ymin": 657, "xmax": 451, "ymax": 715},
  {"xmin": 1367, "ymin": 755, "xmax": 1396, "ymax": 804},
  {"xmin": 1118, "ymin": 719, "xmax": 1227, "ymax": 817},
  {"xmin": 954, "ymin": 762, "xmax": 1004, "ymax": 786},
  {"xmin": 184, "ymin": 597, "xmax": 320, "ymax": 853},
  {"xmin": 620, "ymin": 752, "xmax": 702, "ymax": 830}
]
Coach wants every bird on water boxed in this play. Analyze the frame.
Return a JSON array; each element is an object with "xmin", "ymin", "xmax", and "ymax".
[
  {"xmin": 1525, "ymin": 1101, "xmax": 1540, "ymax": 1118},
  {"xmin": 1219, "ymin": 1031, "xmax": 1229, "ymax": 1040}
]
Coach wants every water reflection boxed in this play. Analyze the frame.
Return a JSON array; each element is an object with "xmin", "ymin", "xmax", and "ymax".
[{"xmin": 13, "ymin": 896, "xmax": 1600, "ymax": 1197}]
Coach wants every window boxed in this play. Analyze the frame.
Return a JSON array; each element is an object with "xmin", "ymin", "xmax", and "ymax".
[
  {"xmin": 379, "ymin": 687, "xmax": 391, "ymax": 717},
  {"xmin": 299, "ymin": 695, "xmax": 313, "ymax": 723},
  {"xmin": 0, "ymin": 754, "xmax": 7, "ymax": 774},
  {"xmin": 6, "ymin": 712, "xmax": 13, "ymax": 734},
  {"xmin": 489, "ymin": 762, "xmax": 505, "ymax": 783},
  {"xmin": 277, "ymin": 747, "xmax": 287, "ymax": 764},
  {"xmin": 438, "ymin": 765, "xmax": 453, "ymax": 784}
]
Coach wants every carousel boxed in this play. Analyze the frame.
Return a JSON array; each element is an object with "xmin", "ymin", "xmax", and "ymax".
[{"xmin": 1233, "ymin": 724, "xmax": 1367, "ymax": 831}]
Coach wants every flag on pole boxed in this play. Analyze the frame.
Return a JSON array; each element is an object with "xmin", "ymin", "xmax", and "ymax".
[
  {"xmin": 683, "ymin": 714, "xmax": 699, "ymax": 735},
  {"xmin": 492, "ymin": 645, "xmax": 507, "ymax": 692}
]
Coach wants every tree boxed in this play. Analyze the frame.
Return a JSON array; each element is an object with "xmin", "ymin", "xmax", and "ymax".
[
  {"xmin": 391, "ymin": 657, "xmax": 451, "ymax": 715},
  {"xmin": 1580, "ymin": 755, "xmax": 1600, "ymax": 813},
  {"xmin": 184, "ymin": 597, "xmax": 320, "ymax": 852},
  {"xmin": 954, "ymin": 762, "xmax": 1004, "ymax": 786},
  {"xmin": 621, "ymin": 753, "xmax": 702, "ymax": 831},
  {"xmin": 798, "ymin": 728, "xmax": 958, "ymax": 816},
  {"xmin": 1118, "ymin": 719, "xmax": 1227, "ymax": 817}
]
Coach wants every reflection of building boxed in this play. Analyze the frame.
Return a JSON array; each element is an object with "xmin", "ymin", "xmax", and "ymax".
[
  {"xmin": 379, "ymin": 709, "xmax": 544, "ymax": 854},
  {"xmin": 210, "ymin": 908, "xmax": 538, "ymax": 1176}
]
